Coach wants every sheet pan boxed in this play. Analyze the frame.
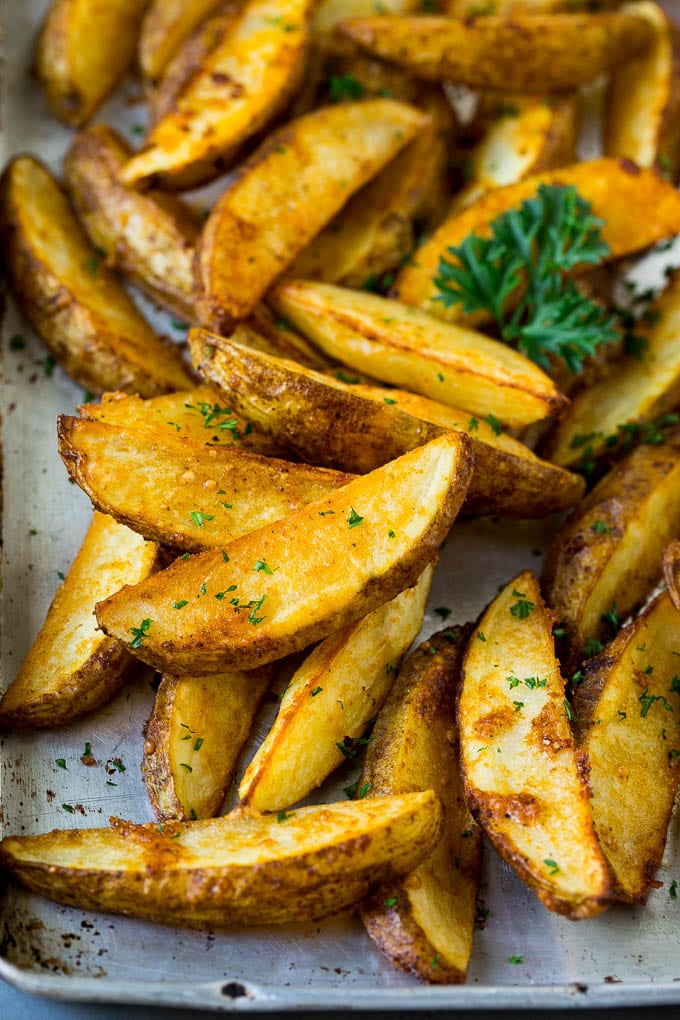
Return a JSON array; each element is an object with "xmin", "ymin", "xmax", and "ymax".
[{"xmin": 2, "ymin": 0, "xmax": 680, "ymax": 1009}]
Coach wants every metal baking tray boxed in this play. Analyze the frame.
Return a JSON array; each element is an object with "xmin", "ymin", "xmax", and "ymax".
[{"xmin": 3, "ymin": 0, "xmax": 680, "ymax": 1009}]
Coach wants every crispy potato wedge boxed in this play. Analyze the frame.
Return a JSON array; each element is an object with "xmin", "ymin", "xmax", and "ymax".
[
  {"xmin": 35, "ymin": 0, "xmax": 146, "ymax": 127},
  {"xmin": 339, "ymin": 9, "xmax": 652, "ymax": 91},
  {"xmin": 0, "ymin": 792, "xmax": 442, "ymax": 928},
  {"xmin": 139, "ymin": 0, "xmax": 229, "ymax": 84},
  {"xmin": 605, "ymin": 2, "xmax": 680, "ymax": 177},
  {"xmin": 143, "ymin": 666, "xmax": 273, "ymax": 820},
  {"xmin": 663, "ymin": 540, "xmax": 680, "ymax": 613},
  {"xmin": 239, "ymin": 566, "xmax": 433, "ymax": 811},
  {"xmin": 547, "ymin": 270, "xmax": 680, "ymax": 468},
  {"xmin": 542, "ymin": 430, "xmax": 680, "ymax": 671},
  {"xmin": 65, "ymin": 125, "xmax": 200, "ymax": 320},
  {"xmin": 290, "ymin": 87, "xmax": 455, "ymax": 287},
  {"xmin": 451, "ymin": 95, "xmax": 578, "ymax": 212},
  {"xmin": 195, "ymin": 99, "xmax": 429, "ymax": 330},
  {"xmin": 58, "ymin": 415, "xmax": 354, "ymax": 552},
  {"xmin": 190, "ymin": 330, "xmax": 585, "ymax": 516},
  {"xmin": 459, "ymin": 570, "xmax": 611, "ymax": 919},
  {"xmin": 0, "ymin": 157, "xmax": 190, "ymax": 397},
  {"xmin": 0, "ymin": 513, "xmax": 159, "ymax": 731},
  {"xmin": 573, "ymin": 592, "xmax": 680, "ymax": 903},
  {"xmin": 269, "ymin": 280, "xmax": 566, "ymax": 427},
  {"xmin": 393, "ymin": 158, "xmax": 680, "ymax": 323},
  {"xmin": 120, "ymin": 0, "xmax": 314, "ymax": 190},
  {"xmin": 360, "ymin": 626, "xmax": 481, "ymax": 985},
  {"xmin": 95, "ymin": 432, "xmax": 473, "ymax": 674}
]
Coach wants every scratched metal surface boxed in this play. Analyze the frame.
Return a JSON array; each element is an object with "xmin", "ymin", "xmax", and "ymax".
[{"xmin": 3, "ymin": 0, "xmax": 680, "ymax": 1011}]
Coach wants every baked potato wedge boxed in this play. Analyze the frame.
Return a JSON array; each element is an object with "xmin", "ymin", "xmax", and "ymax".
[
  {"xmin": 190, "ymin": 329, "xmax": 585, "ymax": 516},
  {"xmin": 195, "ymin": 98, "xmax": 429, "ymax": 330},
  {"xmin": 290, "ymin": 86, "xmax": 455, "ymax": 287},
  {"xmin": 0, "ymin": 792, "xmax": 442, "ymax": 928},
  {"xmin": 0, "ymin": 513, "xmax": 159, "ymax": 731},
  {"xmin": 547, "ymin": 270, "xmax": 680, "ymax": 468},
  {"xmin": 605, "ymin": 2, "xmax": 680, "ymax": 177},
  {"xmin": 143, "ymin": 666, "xmax": 273, "ymax": 821},
  {"xmin": 459, "ymin": 570, "xmax": 612, "ymax": 919},
  {"xmin": 58, "ymin": 415, "xmax": 354, "ymax": 552},
  {"xmin": 269, "ymin": 280, "xmax": 567, "ymax": 428},
  {"xmin": 35, "ymin": 0, "xmax": 146, "ymax": 127},
  {"xmin": 238, "ymin": 566, "xmax": 433, "ymax": 812},
  {"xmin": 65, "ymin": 125, "xmax": 200, "ymax": 320},
  {"xmin": 339, "ymin": 9, "xmax": 652, "ymax": 91},
  {"xmin": 0, "ymin": 156, "xmax": 190, "ymax": 397},
  {"xmin": 542, "ymin": 430, "xmax": 680, "ymax": 671},
  {"xmin": 360, "ymin": 626, "xmax": 481, "ymax": 985},
  {"xmin": 120, "ymin": 0, "xmax": 314, "ymax": 190},
  {"xmin": 95, "ymin": 432, "xmax": 472, "ymax": 674},
  {"xmin": 393, "ymin": 158, "xmax": 680, "ymax": 322},
  {"xmin": 139, "ymin": 0, "xmax": 229, "ymax": 84},
  {"xmin": 663, "ymin": 540, "xmax": 680, "ymax": 613},
  {"xmin": 573, "ymin": 592, "xmax": 680, "ymax": 903}
]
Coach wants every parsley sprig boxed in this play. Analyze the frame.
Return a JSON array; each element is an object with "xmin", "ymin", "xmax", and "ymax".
[{"xmin": 434, "ymin": 184, "xmax": 618, "ymax": 372}]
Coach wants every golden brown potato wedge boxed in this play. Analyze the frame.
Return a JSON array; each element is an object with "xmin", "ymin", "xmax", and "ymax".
[
  {"xmin": 0, "ymin": 792, "xmax": 442, "ymax": 928},
  {"xmin": 195, "ymin": 99, "xmax": 429, "ymax": 330},
  {"xmin": 663, "ymin": 540, "xmax": 680, "ymax": 613},
  {"xmin": 95, "ymin": 432, "xmax": 473, "ymax": 674},
  {"xmin": 0, "ymin": 156, "xmax": 190, "ymax": 397},
  {"xmin": 65, "ymin": 125, "xmax": 200, "ymax": 320},
  {"xmin": 58, "ymin": 415, "xmax": 354, "ymax": 552},
  {"xmin": 393, "ymin": 158, "xmax": 680, "ymax": 323},
  {"xmin": 573, "ymin": 592, "xmax": 680, "ymax": 903},
  {"xmin": 605, "ymin": 2, "xmax": 680, "ymax": 178},
  {"xmin": 239, "ymin": 566, "xmax": 433, "ymax": 812},
  {"xmin": 360, "ymin": 626, "xmax": 481, "ymax": 985},
  {"xmin": 542, "ymin": 430, "xmax": 680, "ymax": 671},
  {"xmin": 290, "ymin": 87, "xmax": 455, "ymax": 287},
  {"xmin": 269, "ymin": 280, "xmax": 567, "ymax": 428},
  {"xmin": 35, "ymin": 0, "xmax": 146, "ymax": 127},
  {"xmin": 451, "ymin": 95, "xmax": 578, "ymax": 212},
  {"xmin": 139, "ymin": 0, "xmax": 229, "ymax": 84},
  {"xmin": 190, "ymin": 329, "xmax": 585, "ymax": 516},
  {"xmin": 547, "ymin": 271, "xmax": 680, "ymax": 468},
  {"xmin": 459, "ymin": 570, "xmax": 611, "ymax": 919},
  {"xmin": 339, "ymin": 9, "xmax": 652, "ymax": 91},
  {"xmin": 0, "ymin": 513, "xmax": 159, "ymax": 731},
  {"xmin": 120, "ymin": 0, "xmax": 314, "ymax": 190},
  {"xmin": 143, "ymin": 666, "xmax": 273, "ymax": 820}
]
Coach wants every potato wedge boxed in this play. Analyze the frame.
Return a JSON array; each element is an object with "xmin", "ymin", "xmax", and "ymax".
[
  {"xmin": 58, "ymin": 415, "xmax": 354, "ymax": 552},
  {"xmin": 360, "ymin": 626, "xmax": 481, "ymax": 985},
  {"xmin": 573, "ymin": 592, "xmax": 680, "ymax": 903},
  {"xmin": 139, "ymin": 0, "xmax": 229, "ymax": 84},
  {"xmin": 0, "ymin": 157, "xmax": 190, "ymax": 397},
  {"xmin": 120, "ymin": 0, "xmax": 314, "ymax": 190},
  {"xmin": 95, "ymin": 432, "xmax": 472, "ymax": 674},
  {"xmin": 451, "ymin": 95, "xmax": 578, "ymax": 212},
  {"xmin": 65, "ymin": 125, "xmax": 200, "ymax": 320},
  {"xmin": 542, "ymin": 430, "xmax": 680, "ymax": 671},
  {"xmin": 269, "ymin": 280, "xmax": 566, "ymax": 427},
  {"xmin": 143, "ymin": 667, "xmax": 273, "ymax": 820},
  {"xmin": 35, "ymin": 0, "xmax": 146, "ymax": 127},
  {"xmin": 0, "ymin": 792, "xmax": 442, "ymax": 928},
  {"xmin": 393, "ymin": 158, "xmax": 680, "ymax": 323},
  {"xmin": 243, "ymin": 305, "xmax": 334, "ymax": 371},
  {"xmin": 546, "ymin": 270, "xmax": 680, "ymax": 468},
  {"xmin": 195, "ymin": 99, "xmax": 429, "ymax": 330},
  {"xmin": 663, "ymin": 540, "xmax": 680, "ymax": 613},
  {"xmin": 290, "ymin": 87, "xmax": 455, "ymax": 287},
  {"xmin": 459, "ymin": 570, "xmax": 611, "ymax": 919},
  {"xmin": 0, "ymin": 513, "xmax": 159, "ymax": 731},
  {"xmin": 190, "ymin": 329, "xmax": 585, "ymax": 516},
  {"xmin": 339, "ymin": 9, "xmax": 652, "ymax": 91},
  {"xmin": 605, "ymin": 2, "xmax": 680, "ymax": 177},
  {"xmin": 239, "ymin": 566, "xmax": 433, "ymax": 811}
]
